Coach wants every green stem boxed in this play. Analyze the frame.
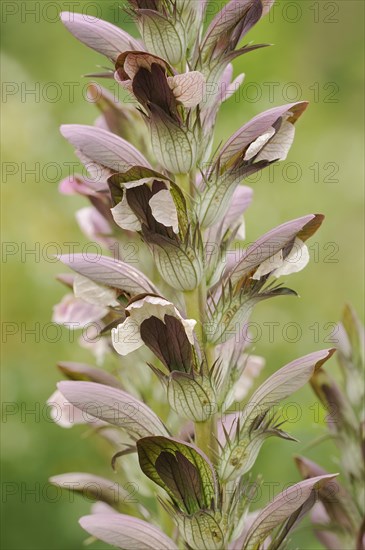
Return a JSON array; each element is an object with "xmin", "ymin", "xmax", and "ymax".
[
  {"xmin": 179, "ymin": 184, "xmax": 218, "ymax": 463},
  {"xmin": 175, "ymin": 172, "xmax": 190, "ymax": 200},
  {"xmin": 185, "ymin": 288, "xmax": 203, "ymax": 342},
  {"xmin": 195, "ymin": 414, "xmax": 217, "ymax": 462}
]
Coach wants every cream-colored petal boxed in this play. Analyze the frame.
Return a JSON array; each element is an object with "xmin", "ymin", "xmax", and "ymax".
[
  {"xmin": 255, "ymin": 120, "xmax": 295, "ymax": 162},
  {"xmin": 111, "ymin": 195, "xmax": 141, "ymax": 231},
  {"xmin": 126, "ymin": 296, "xmax": 196, "ymax": 344},
  {"xmin": 149, "ymin": 189, "xmax": 179, "ymax": 233},
  {"xmin": 126, "ymin": 296, "xmax": 175, "ymax": 324},
  {"xmin": 244, "ymin": 127, "xmax": 276, "ymax": 160},
  {"xmin": 252, "ymin": 249, "xmax": 284, "ymax": 280},
  {"xmin": 181, "ymin": 318, "xmax": 197, "ymax": 344},
  {"xmin": 168, "ymin": 71, "xmax": 206, "ymax": 108},
  {"xmin": 111, "ymin": 317, "xmax": 143, "ymax": 356},
  {"xmin": 272, "ymin": 238, "xmax": 310, "ymax": 277}
]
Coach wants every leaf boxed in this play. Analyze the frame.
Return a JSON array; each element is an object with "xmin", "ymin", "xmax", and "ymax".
[
  {"xmin": 60, "ymin": 12, "xmax": 141, "ymax": 61},
  {"xmin": 50, "ymin": 473, "xmax": 124, "ymax": 506},
  {"xmin": 242, "ymin": 475, "xmax": 338, "ymax": 550},
  {"xmin": 60, "ymin": 125, "xmax": 150, "ymax": 173},
  {"xmin": 137, "ymin": 436, "xmax": 217, "ymax": 514},
  {"xmin": 57, "ymin": 361, "xmax": 122, "ymax": 389},
  {"xmin": 79, "ymin": 513, "xmax": 178, "ymax": 550},
  {"xmin": 58, "ymin": 253, "xmax": 158, "ymax": 296},
  {"xmin": 58, "ymin": 381, "xmax": 169, "ymax": 438},
  {"xmin": 138, "ymin": 9, "xmax": 185, "ymax": 65}
]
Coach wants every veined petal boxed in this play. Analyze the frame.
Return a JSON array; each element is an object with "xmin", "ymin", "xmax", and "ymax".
[
  {"xmin": 60, "ymin": 12, "xmax": 141, "ymax": 61},
  {"xmin": 58, "ymin": 253, "xmax": 158, "ymax": 296},
  {"xmin": 57, "ymin": 361, "xmax": 122, "ymax": 388},
  {"xmin": 60, "ymin": 125, "xmax": 151, "ymax": 173},
  {"xmin": 50, "ymin": 473, "xmax": 123, "ymax": 506},
  {"xmin": 52, "ymin": 294, "xmax": 107, "ymax": 326},
  {"xmin": 58, "ymin": 381, "xmax": 169, "ymax": 438},
  {"xmin": 242, "ymin": 475, "xmax": 339, "ymax": 550},
  {"xmin": 167, "ymin": 71, "xmax": 206, "ymax": 108},
  {"xmin": 79, "ymin": 513, "xmax": 178, "ymax": 550},
  {"xmin": 243, "ymin": 348, "xmax": 336, "ymax": 425},
  {"xmin": 111, "ymin": 195, "xmax": 142, "ymax": 231},
  {"xmin": 47, "ymin": 390, "xmax": 95, "ymax": 428},
  {"xmin": 149, "ymin": 189, "xmax": 179, "ymax": 233}
]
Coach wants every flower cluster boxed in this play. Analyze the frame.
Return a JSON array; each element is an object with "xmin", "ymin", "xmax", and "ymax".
[
  {"xmin": 296, "ymin": 305, "xmax": 365, "ymax": 549},
  {"xmin": 49, "ymin": 2, "xmax": 338, "ymax": 548}
]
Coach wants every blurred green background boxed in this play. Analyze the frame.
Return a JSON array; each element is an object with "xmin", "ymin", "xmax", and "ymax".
[{"xmin": 1, "ymin": 1, "xmax": 364, "ymax": 548}]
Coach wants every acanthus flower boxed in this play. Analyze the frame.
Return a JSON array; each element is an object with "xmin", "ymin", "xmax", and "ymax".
[{"xmin": 49, "ymin": 3, "xmax": 340, "ymax": 549}]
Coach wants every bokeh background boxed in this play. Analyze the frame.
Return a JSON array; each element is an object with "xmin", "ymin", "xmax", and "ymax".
[{"xmin": 1, "ymin": 1, "xmax": 364, "ymax": 548}]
